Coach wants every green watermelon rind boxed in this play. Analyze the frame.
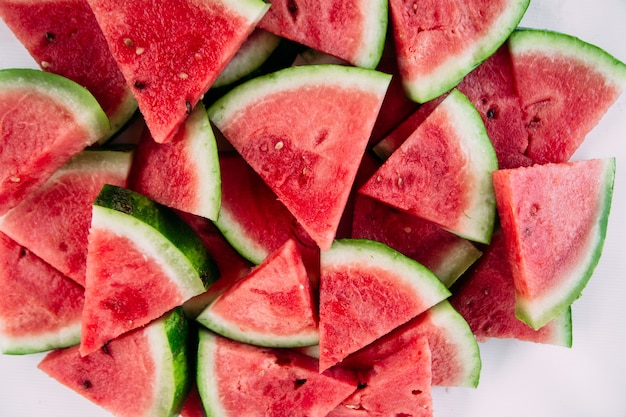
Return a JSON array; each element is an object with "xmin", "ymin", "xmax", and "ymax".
[
  {"xmin": 431, "ymin": 239, "xmax": 483, "ymax": 289},
  {"xmin": 93, "ymin": 185, "xmax": 219, "ymax": 293},
  {"xmin": 547, "ymin": 306, "xmax": 573, "ymax": 348},
  {"xmin": 509, "ymin": 28, "xmax": 626, "ymax": 89},
  {"xmin": 213, "ymin": 202, "xmax": 268, "ymax": 265},
  {"xmin": 0, "ymin": 68, "xmax": 109, "ymax": 143},
  {"xmin": 196, "ymin": 329, "xmax": 230, "ymax": 417},
  {"xmin": 0, "ymin": 322, "xmax": 81, "ymax": 356},
  {"xmin": 355, "ymin": 0, "xmax": 389, "ymax": 69},
  {"xmin": 514, "ymin": 158, "xmax": 616, "ymax": 329}
]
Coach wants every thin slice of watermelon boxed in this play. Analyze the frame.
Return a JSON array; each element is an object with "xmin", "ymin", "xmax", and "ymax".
[
  {"xmin": 492, "ymin": 158, "xmax": 616, "ymax": 329},
  {"xmin": 360, "ymin": 88, "xmax": 498, "ymax": 244},
  {"xmin": 196, "ymin": 239, "xmax": 319, "ymax": 348},
  {"xmin": 0, "ymin": 0, "xmax": 138, "ymax": 141},
  {"xmin": 86, "ymin": 0, "xmax": 269, "ymax": 144},
  {"xmin": 389, "ymin": 0, "xmax": 530, "ymax": 103},
  {"xmin": 208, "ymin": 64, "xmax": 391, "ymax": 251},
  {"xmin": 80, "ymin": 185, "xmax": 218, "ymax": 356},
  {"xmin": 0, "ymin": 68, "xmax": 109, "ymax": 215},
  {"xmin": 39, "ymin": 308, "xmax": 191, "ymax": 417},
  {"xmin": 257, "ymin": 0, "xmax": 388, "ymax": 69},
  {"xmin": 196, "ymin": 329, "xmax": 358, "ymax": 417},
  {"xmin": 508, "ymin": 29, "xmax": 626, "ymax": 164},
  {"xmin": 0, "ymin": 232, "xmax": 84, "ymax": 355},
  {"xmin": 129, "ymin": 102, "xmax": 221, "ymax": 221},
  {"xmin": 0, "ymin": 150, "xmax": 133, "ymax": 286},
  {"xmin": 319, "ymin": 238, "xmax": 451, "ymax": 371}
]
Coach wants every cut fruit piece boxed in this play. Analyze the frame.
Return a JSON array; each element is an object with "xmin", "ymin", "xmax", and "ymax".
[
  {"xmin": 0, "ymin": 0, "xmax": 138, "ymax": 141},
  {"xmin": 343, "ymin": 300, "xmax": 482, "ymax": 388},
  {"xmin": 39, "ymin": 308, "xmax": 191, "ymax": 417},
  {"xmin": 196, "ymin": 329, "xmax": 358, "ymax": 417},
  {"xmin": 509, "ymin": 29, "xmax": 626, "ymax": 164},
  {"xmin": 389, "ymin": 0, "xmax": 530, "ymax": 103},
  {"xmin": 257, "ymin": 0, "xmax": 388, "ymax": 68},
  {"xmin": 80, "ymin": 185, "xmax": 218, "ymax": 356},
  {"xmin": 0, "ymin": 150, "xmax": 133, "ymax": 286},
  {"xmin": 450, "ymin": 231, "xmax": 573, "ymax": 347},
  {"xmin": 319, "ymin": 238, "xmax": 451, "ymax": 371},
  {"xmin": 86, "ymin": 0, "xmax": 269, "ymax": 143},
  {"xmin": 360, "ymin": 88, "xmax": 498, "ymax": 244},
  {"xmin": 208, "ymin": 64, "xmax": 391, "ymax": 251},
  {"xmin": 129, "ymin": 102, "xmax": 221, "ymax": 221},
  {"xmin": 0, "ymin": 232, "xmax": 84, "ymax": 355},
  {"xmin": 0, "ymin": 68, "xmax": 109, "ymax": 215},
  {"xmin": 492, "ymin": 158, "xmax": 616, "ymax": 329},
  {"xmin": 196, "ymin": 239, "xmax": 318, "ymax": 348}
]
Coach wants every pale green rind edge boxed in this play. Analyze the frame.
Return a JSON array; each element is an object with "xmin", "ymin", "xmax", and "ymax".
[
  {"xmin": 212, "ymin": 206, "xmax": 268, "ymax": 265},
  {"xmin": 515, "ymin": 158, "xmax": 616, "ymax": 330},
  {"xmin": 197, "ymin": 329, "xmax": 229, "ymax": 417},
  {"xmin": 432, "ymin": 240, "xmax": 483, "ymax": 289},
  {"xmin": 402, "ymin": 0, "xmax": 530, "ymax": 103},
  {"xmin": 354, "ymin": 0, "xmax": 388, "ymax": 69},
  {"xmin": 0, "ymin": 322, "xmax": 81, "ymax": 355},
  {"xmin": 0, "ymin": 68, "xmax": 110, "ymax": 144},
  {"xmin": 99, "ymin": 90, "xmax": 138, "ymax": 144}
]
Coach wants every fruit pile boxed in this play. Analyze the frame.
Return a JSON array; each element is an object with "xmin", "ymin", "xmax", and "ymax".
[{"xmin": 0, "ymin": 0, "xmax": 625, "ymax": 416}]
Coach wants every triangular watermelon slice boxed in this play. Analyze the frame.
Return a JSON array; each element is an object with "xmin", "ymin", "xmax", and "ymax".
[
  {"xmin": 360, "ymin": 88, "xmax": 498, "ymax": 244},
  {"xmin": 80, "ymin": 185, "xmax": 218, "ymax": 356},
  {"xmin": 208, "ymin": 64, "xmax": 391, "ymax": 251},
  {"xmin": 388, "ymin": 0, "xmax": 530, "ymax": 103},
  {"xmin": 508, "ymin": 29, "xmax": 626, "ymax": 164},
  {"xmin": 319, "ymin": 238, "xmax": 451, "ymax": 371},
  {"xmin": 196, "ymin": 239, "xmax": 319, "ymax": 348},
  {"xmin": 492, "ymin": 158, "xmax": 616, "ymax": 329},
  {"xmin": 86, "ymin": 0, "xmax": 270, "ymax": 143}
]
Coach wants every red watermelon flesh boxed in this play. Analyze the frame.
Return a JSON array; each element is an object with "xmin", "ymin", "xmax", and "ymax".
[
  {"xmin": 329, "ymin": 335, "xmax": 432, "ymax": 417},
  {"xmin": 0, "ymin": 232, "xmax": 84, "ymax": 354},
  {"xmin": 179, "ymin": 384, "xmax": 206, "ymax": 417},
  {"xmin": 0, "ymin": 150, "xmax": 132, "ymax": 287},
  {"xmin": 449, "ymin": 231, "xmax": 572, "ymax": 347},
  {"xmin": 86, "ymin": 0, "xmax": 269, "ymax": 144},
  {"xmin": 0, "ymin": 0, "xmax": 137, "ymax": 140}
]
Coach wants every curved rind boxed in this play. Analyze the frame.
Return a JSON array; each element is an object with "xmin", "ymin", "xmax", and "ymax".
[
  {"xmin": 355, "ymin": 0, "xmax": 388, "ymax": 69},
  {"xmin": 0, "ymin": 322, "xmax": 81, "ymax": 355},
  {"xmin": 212, "ymin": 206, "xmax": 268, "ymax": 265},
  {"xmin": 196, "ymin": 329, "xmax": 229, "ymax": 417}
]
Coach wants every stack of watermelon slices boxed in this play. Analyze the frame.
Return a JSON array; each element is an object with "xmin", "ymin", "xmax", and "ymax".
[{"xmin": 1, "ymin": 0, "xmax": 626, "ymax": 416}]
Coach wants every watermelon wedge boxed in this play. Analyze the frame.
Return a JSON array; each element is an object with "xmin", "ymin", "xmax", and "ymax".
[
  {"xmin": 196, "ymin": 239, "xmax": 319, "ymax": 348},
  {"xmin": 86, "ymin": 0, "xmax": 270, "ymax": 143},
  {"xmin": 0, "ymin": 232, "xmax": 84, "ymax": 355},
  {"xmin": 208, "ymin": 64, "xmax": 391, "ymax": 251},
  {"xmin": 80, "ymin": 185, "xmax": 218, "ymax": 356},
  {"xmin": 0, "ymin": 68, "xmax": 109, "ymax": 215},
  {"xmin": 39, "ymin": 308, "xmax": 191, "ymax": 417},
  {"xmin": 0, "ymin": 0, "xmax": 138, "ymax": 141},
  {"xmin": 388, "ymin": 0, "xmax": 530, "ymax": 103},
  {"xmin": 129, "ymin": 102, "xmax": 221, "ymax": 221},
  {"xmin": 0, "ymin": 150, "xmax": 133, "ymax": 286},
  {"xmin": 492, "ymin": 158, "xmax": 616, "ymax": 329},
  {"xmin": 360, "ymin": 88, "xmax": 498, "ymax": 244},
  {"xmin": 508, "ymin": 29, "xmax": 626, "ymax": 164},
  {"xmin": 319, "ymin": 238, "xmax": 451, "ymax": 371}
]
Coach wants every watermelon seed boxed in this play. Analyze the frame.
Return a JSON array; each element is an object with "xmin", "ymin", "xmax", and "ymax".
[
  {"xmin": 9, "ymin": 177, "xmax": 20, "ymax": 183},
  {"xmin": 412, "ymin": 389, "xmax": 423, "ymax": 395},
  {"xmin": 274, "ymin": 141, "xmax": 284, "ymax": 150},
  {"xmin": 357, "ymin": 382, "xmax": 367, "ymax": 390},
  {"xmin": 487, "ymin": 108, "xmax": 496, "ymax": 119},
  {"xmin": 123, "ymin": 38, "xmax": 133, "ymax": 47},
  {"xmin": 18, "ymin": 247, "xmax": 28, "ymax": 258},
  {"xmin": 44, "ymin": 32, "xmax": 55, "ymax": 43},
  {"xmin": 287, "ymin": 0, "xmax": 298, "ymax": 16},
  {"xmin": 135, "ymin": 47, "xmax": 145, "ymax": 56},
  {"xmin": 81, "ymin": 380, "xmax": 92, "ymax": 389},
  {"xmin": 178, "ymin": 72, "xmax": 189, "ymax": 80},
  {"xmin": 186, "ymin": 101, "xmax": 193, "ymax": 114},
  {"xmin": 134, "ymin": 81, "xmax": 146, "ymax": 90},
  {"xmin": 294, "ymin": 378, "xmax": 307, "ymax": 388},
  {"xmin": 101, "ymin": 341, "xmax": 111, "ymax": 355},
  {"xmin": 40, "ymin": 61, "xmax": 50, "ymax": 69}
]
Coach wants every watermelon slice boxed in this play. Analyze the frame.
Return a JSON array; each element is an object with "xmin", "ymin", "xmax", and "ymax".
[
  {"xmin": 80, "ymin": 185, "xmax": 218, "ymax": 356},
  {"xmin": 208, "ymin": 64, "xmax": 391, "ymax": 251},
  {"xmin": 39, "ymin": 308, "xmax": 191, "ymax": 417},
  {"xmin": 196, "ymin": 239, "xmax": 319, "ymax": 348},
  {"xmin": 129, "ymin": 102, "xmax": 221, "ymax": 221},
  {"xmin": 257, "ymin": 0, "xmax": 388, "ymax": 69},
  {"xmin": 0, "ymin": 232, "xmax": 84, "ymax": 355},
  {"xmin": 508, "ymin": 29, "xmax": 626, "ymax": 164},
  {"xmin": 86, "ymin": 0, "xmax": 269, "ymax": 144},
  {"xmin": 388, "ymin": 0, "xmax": 530, "ymax": 103},
  {"xmin": 360, "ymin": 88, "xmax": 498, "ymax": 244},
  {"xmin": 0, "ymin": 0, "xmax": 138, "ymax": 141},
  {"xmin": 0, "ymin": 150, "xmax": 133, "ymax": 286},
  {"xmin": 492, "ymin": 158, "xmax": 616, "ymax": 329},
  {"xmin": 450, "ymin": 231, "xmax": 573, "ymax": 347},
  {"xmin": 0, "ymin": 68, "xmax": 109, "ymax": 215},
  {"xmin": 197, "ymin": 329, "xmax": 358, "ymax": 417},
  {"xmin": 319, "ymin": 238, "xmax": 451, "ymax": 371}
]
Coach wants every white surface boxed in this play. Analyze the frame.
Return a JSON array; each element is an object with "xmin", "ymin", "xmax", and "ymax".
[{"xmin": 1, "ymin": 1, "xmax": 626, "ymax": 416}]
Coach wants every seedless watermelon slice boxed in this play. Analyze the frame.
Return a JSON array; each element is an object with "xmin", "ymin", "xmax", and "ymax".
[
  {"xmin": 492, "ymin": 158, "xmax": 616, "ymax": 329},
  {"xmin": 208, "ymin": 64, "xmax": 391, "ymax": 251},
  {"xmin": 508, "ymin": 29, "xmax": 626, "ymax": 164},
  {"xmin": 0, "ymin": 68, "xmax": 109, "ymax": 215},
  {"xmin": 80, "ymin": 185, "xmax": 218, "ymax": 356},
  {"xmin": 39, "ymin": 308, "xmax": 191, "ymax": 417}
]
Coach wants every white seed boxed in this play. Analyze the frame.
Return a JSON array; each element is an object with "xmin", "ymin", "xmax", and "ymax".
[
  {"xmin": 40, "ymin": 61, "xmax": 50, "ymax": 68},
  {"xmin": 274, "ymin": 141, "xmax": 284, "ymax": 150},
  {"xmin": 404, "ymin": 226, "xmax": 412, "ymax": 234},
  {"xmin": 135, "ymin": 47, "xmax": 145, "ymax": 55},
  {"xmin": 178, "ymin": 72, "xmax": 189, "ymax": 80},
  {"xmin": 9, "ymin": 177, "xmax": 20, "ymax": 183}
]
